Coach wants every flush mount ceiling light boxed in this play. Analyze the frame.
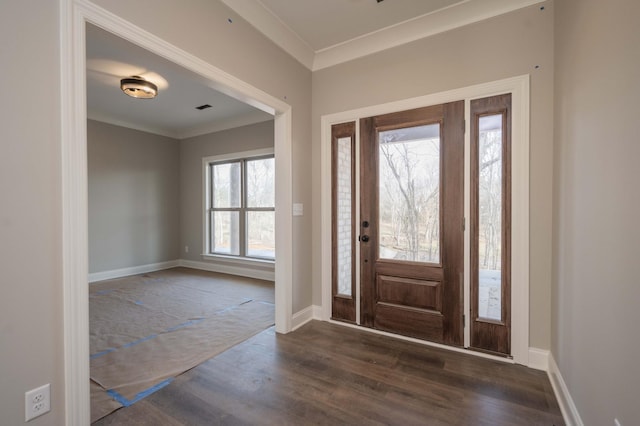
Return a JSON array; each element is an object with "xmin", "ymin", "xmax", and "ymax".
[{"xmin": 120, "ymin": 76, "xmax": 158, "ymax": 99}]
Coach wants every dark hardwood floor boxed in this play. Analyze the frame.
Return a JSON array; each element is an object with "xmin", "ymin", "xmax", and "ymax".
[{"xmin": 94, "ymin": 320, "xmax": 564, "ymax": 425}]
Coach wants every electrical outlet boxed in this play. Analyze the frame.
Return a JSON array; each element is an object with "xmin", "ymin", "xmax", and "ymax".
[
  {"xmin": 185, "ymin": 245, "xmax": 189, "ymax": 253},
  {"xmin": 25, "ymin": 384, "xmax": 50, "ymax": 421}
]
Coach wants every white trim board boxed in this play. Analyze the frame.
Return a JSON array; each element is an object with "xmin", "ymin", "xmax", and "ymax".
[
  {"xmin": 528, "ymin": 347, "xmax": 549, "ymax": 372},
  {"xmin": 291, "ymin": 305, "xmax": 322, "ymax": 331},
  {"xmin": 180, "ymin": 259, "xmax": 274, "ymax": 282},
  {"xmin": 88, "ymin": 259, "xmax": 274, "ymax": 284},
  {"xmin": 88, "ymin": 260, "xmax": 180, "ymax": 283},
  {"xmin": 62, "ymin": 0, "xmax": 294, "ymax": 423},
  {"xmin": 320, "ymin": 75, "xmax": 530, "ymax": 366},
  {"xmin": 548, "ymin": 354, "xmax": 584, "ymax": 426}
]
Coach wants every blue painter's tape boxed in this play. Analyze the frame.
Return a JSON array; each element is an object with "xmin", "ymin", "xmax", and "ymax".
[
  {"xmin": 90, "ymin": 348, "xmax": 116, "ymax": 359},
  {"xmin": 134, "ymin": 300, "xmax": 144, "ymax": 305},
  {"xmin": 91, "ymin": 299, "xmax": 267, "ymax": 362},
  {"xmin": 90, "ymin": 289, "xmax": 115, "ymax": 297},
  {"xmin": 165, "ymin": 318, "xmax": 204, "ymax": 332},
  {"xmin": 122, "ymin": 334, "xmax": 158, "ymax": 349},
  {"xmin": 107, "ymin": 378, "xmax": 174, "ymax": 407},
  {"xmin": 215, "ymin": 299, "xmax": 253, "ymax": 315}
]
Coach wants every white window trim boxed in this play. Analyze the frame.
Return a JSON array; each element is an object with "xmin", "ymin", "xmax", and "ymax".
[
  {"xmin": 320, "ymin": 75, "xmax": 530, "ymax": 366},
  {"xmin": 202, "ymin": 148, "xmax": 275, "ymax": 261}
]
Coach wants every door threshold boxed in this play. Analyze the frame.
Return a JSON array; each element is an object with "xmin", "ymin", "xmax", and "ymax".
[{"xmin": 327, "ymin": 318, "xmax": 516, "ymax": 365}]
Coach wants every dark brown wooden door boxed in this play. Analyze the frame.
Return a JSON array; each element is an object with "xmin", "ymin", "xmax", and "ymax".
[{"xmin": 360, "ymin": 102, "xmax": 465, "ymax": 346}]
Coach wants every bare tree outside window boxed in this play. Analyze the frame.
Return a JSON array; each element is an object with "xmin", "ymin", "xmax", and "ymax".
[
  {"xmin": 478, "ymin": 127, "xmax": 502, "ymax": 271},
  {"xmin": 477, "ymin": 114, "xmax": 503, "ymax": 320},
  {"xmin": 378, "ymin": 124, "xmax": 440, "ymax": 263},
  {"xmin": 208, "ymin": 156, "xmax": 275, "ymax": 260}
]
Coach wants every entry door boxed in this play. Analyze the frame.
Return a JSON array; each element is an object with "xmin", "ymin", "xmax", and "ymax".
[{"xmin": 359, "ymin": 102, "xmax": 464, "ymax": 346}]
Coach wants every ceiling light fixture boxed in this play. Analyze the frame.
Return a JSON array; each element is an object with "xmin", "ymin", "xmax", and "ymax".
[{"xmin": 120, "ymin": 76, "xmax": 158, "ymax": 99}]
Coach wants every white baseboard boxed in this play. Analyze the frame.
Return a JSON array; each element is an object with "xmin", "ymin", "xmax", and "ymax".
[
  {"xmin": 179, "ymin": 259, "xmax": 275, "ymax": 282},
  {"xmin": 291, "ymin": 305, "xmax": 322, "ymax": 331},
  {"xmin": 548, "ymin": 353, "xmax": 584, "ymax": 426},
  {"xmin": 89, "ymin": 257, "xmax": 275, "ymax": 283},
  {"xmin": 88, "ymin": 260, "xmax": 180, "ymax": 283},
  {"xmin": 528, "ymin": 347, "xmax": 549, "ymax": 371}
]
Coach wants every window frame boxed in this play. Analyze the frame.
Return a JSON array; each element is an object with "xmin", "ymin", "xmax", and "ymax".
[{"xmin": 203, "ymin": 148, "xmax": 275, "ymax": 262}]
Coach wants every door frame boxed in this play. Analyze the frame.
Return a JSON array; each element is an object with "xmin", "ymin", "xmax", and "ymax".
[
  {"xmin": 321, "ymin": 75, "xmax": 530, "ymax": 365},
  {"xmin": 61, "ymin": 0, "xmax": 294, "ymax": 423}
]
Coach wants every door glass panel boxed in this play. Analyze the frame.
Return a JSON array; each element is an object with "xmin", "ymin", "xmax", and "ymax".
[
  {"xmin": 211, "ymin": 211, "xmax": 240, "ymax": 255},
  {"xmin": 336, "ymin": 137, "xmax": 352, "ymax": 296},
  {"xmin": 378, "ymin": 124, "xmax": 440, "ymax": 263},
  {"xmin": 477, "ymin": 114, "xmax": 503, "ymax": 321},
  {"xmin": 246, "ymin": 211, "xmax": 275, "ymax": 259},
  {"xmin": 212, "ymin": 162, "xmax": 241, "ymax": 208}
]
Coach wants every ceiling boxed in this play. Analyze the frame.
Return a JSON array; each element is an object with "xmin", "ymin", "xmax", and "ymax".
[
  {"xmin": 86, "ymin": 24, "xmax": 273, "ymax": 139},
  {"xmin": 258, "ymin": 0, "xmax": 463, "ymax": 51},
  {"xmin": 221, "ymin": 0, "xmax": 544, "ymax": 70},
  {"xmin": 86, "ymin": 0, "xmax": 543, "ymax": 138}
]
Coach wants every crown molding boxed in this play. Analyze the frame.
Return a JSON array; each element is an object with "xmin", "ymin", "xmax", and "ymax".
[
  {"xmin": 177, "ymin": 110, "xmax": 273, "ymax": 140},
  {"xmin": 223, "ymin": 0, "xmax": 545, "ymax": 71},
  {"xmin": 219, "ymin": 0, "xmax": 315, "ymax": 69},
  {"xmin": 313, "ymin": 0, "xmax": 545, "ymax": 70},
  {"xmin": 88, "ymin": 109, "xmax": 274, "ymax": 140}
]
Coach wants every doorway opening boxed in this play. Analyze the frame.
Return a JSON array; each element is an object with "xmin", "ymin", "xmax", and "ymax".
[{"xmin": 61, "ymin": 1, "xmax": 294, "ymax": 422}]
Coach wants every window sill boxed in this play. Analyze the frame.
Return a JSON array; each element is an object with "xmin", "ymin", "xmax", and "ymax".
[{"xmin": 200, "ymin": 254, "xmax": 275, "ymax": 268}]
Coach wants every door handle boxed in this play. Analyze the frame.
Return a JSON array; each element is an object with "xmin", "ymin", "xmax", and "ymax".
[{"xmin": 360, "ymin": 235, "xmax": 370, "ymax": 243}]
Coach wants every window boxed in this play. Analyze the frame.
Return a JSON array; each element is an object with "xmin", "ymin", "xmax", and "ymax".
[
  {"xmin": 205, "ymin": 151, "xmax": 275, "ymax": 260},
  {"xmin": 470, "ymin": 93, "xmax": 511, "ymax": 355}
]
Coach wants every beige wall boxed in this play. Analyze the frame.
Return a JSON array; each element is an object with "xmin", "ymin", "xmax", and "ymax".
[
  {"xmin": 312, "ymin": 2, "xmax": 555, "ymax": 349},
  {"xmin": 88, "ymin": 120, "xmax": 180, "ymax": 273},
  {"xmin": 88, "ymin": 119, "xmax": 274, "ymax": 275},
  {"xmin": 180, "ymin": 120, "xmax": 274, "ymax": 267},
  {"xmin": 0, "ymin": 1, "xmax": 65, "ymax": 425},
  {"xmin": 91, "ymin": 0, "xmax": 313, "ymax": 312},
  {"xmin": 8, "ymin": 0, "xmax": 638, "ymax": 423},
  {"xmin": 1, "ymin": 0, "xmax": 310, "ymax": 423},
  {"xmin": 553, "ymin": 0, "xmax": 640, "ymax": 424}
]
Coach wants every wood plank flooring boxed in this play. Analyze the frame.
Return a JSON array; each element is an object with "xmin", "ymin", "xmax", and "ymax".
[{"xmin": 94, "ymin": 320, "xmax": 564, "ymax": 425}]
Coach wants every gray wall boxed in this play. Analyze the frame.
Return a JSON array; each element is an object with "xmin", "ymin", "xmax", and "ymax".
[
  {"xmin": 88, "ymin": 120, "xmax": 180, "ymax": 273},
  {"xmin": 553, "ymin": 0, "xmax": 640, "ymax": 424},
  {"xmin": 88, "ymin": 119, "xmax": 274, "ymax": 275},
  {"xmin": 180, "ymin": 120, "xmax": 274, "ymax": 267},
  {"xmin": 312, "ymin": 2, "xmax": 555, "ymax": 350},
  {"xmin": 0, "ymin": 1, "xmax": 64, "ymax": 425}
]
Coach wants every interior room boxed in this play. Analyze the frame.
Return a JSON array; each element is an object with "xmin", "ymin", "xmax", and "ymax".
[
  {"xmin": 1, "ymin": 0, "xmax": 638, "ymax": 425},
  {"xmin": 85, "ymin": 24, "xmax": 279, "ymax": 422}
]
